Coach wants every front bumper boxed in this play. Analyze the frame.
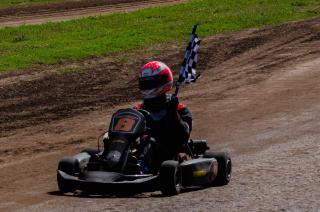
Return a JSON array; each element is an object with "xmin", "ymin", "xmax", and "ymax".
[{"xmin": 58, "ymin": 170, "xmax": 159, "ymax": 194}]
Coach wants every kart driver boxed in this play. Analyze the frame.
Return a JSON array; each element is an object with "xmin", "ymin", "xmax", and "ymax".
[{"xmin": 134, "ymin": 61, "xmax": 192, "ymax": 173}]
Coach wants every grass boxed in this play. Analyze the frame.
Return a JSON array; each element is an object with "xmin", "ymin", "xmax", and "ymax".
[
  {"xmin": 0, "ymin": 0, "xmax": 319, "ymax": 72},
  {"xmin": 0, "ymin": 0, "xmax": 63, "ymax": 8}
]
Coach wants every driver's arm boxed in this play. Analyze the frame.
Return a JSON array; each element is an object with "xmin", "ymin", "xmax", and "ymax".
[{"xmin": 170, "ymin": 105, "xmax": 192, "ymax": 144}]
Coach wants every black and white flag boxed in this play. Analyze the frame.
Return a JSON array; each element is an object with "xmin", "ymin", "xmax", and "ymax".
[{"xmin": 178, "ymin": 25, "xmax": 201, "ymax": 84}]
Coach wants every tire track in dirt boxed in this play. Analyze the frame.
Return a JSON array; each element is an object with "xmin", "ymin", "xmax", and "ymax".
[{"xmin": 0, "ymin": 0, "xmax": 186, "ymax": 28}]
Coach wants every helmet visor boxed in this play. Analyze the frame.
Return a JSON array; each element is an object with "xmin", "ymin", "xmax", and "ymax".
[{"xmin": 139, "ymin": 75, "xmax": 168, "ymax": 90}]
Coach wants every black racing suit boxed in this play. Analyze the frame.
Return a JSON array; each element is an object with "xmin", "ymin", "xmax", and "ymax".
[{"xmin": 134, "ymin": 94, "xmax": 192, "ymax": 172}]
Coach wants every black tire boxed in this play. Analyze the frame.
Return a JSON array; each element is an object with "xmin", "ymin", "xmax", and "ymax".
[
  {"xmin": 81, "ymin": 148, "xmax": 100, "ymax": 156},
  {"xmin": 57, "ymin": 157, "xmax": 79, "ymax": 193},
  {"xmin": 159, "ymin": 160, "xmax": 182, "ymax": 196},
  {"xmin": 203, "ymin": 152, "xmax": 232, "ymax": 186}
]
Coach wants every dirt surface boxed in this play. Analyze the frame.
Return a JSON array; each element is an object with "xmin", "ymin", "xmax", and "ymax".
[
  {"xmin": 1, "ymin": 17, "xmax": 320, "ymax": 211},
  {"xmin": 0, "ymin": 0, "xmax": 186, "ymax": 28}
]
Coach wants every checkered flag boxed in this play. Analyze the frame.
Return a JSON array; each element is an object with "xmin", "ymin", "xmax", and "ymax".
[{"xmin": 175, "ymin": 25, "xmax": 201, "ymax": 96}]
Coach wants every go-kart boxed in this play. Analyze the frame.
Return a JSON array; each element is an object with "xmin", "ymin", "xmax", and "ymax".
[{"xmin": 57, "ymin": 108, "xmax": 232, "ymax": 196}]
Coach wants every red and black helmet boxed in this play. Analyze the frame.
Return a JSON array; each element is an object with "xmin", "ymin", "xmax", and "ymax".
[{"xmin": 139, "ymin": 61, "xmax": 173, "ymax": 99}]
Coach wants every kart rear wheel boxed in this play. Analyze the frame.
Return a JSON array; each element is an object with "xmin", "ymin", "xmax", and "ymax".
[
  {"xmin": 160, "ymin": 160, "xmax": 182, "ymax": 196},
  {"xmin": 57, "ymin": 157, "xmax": 79, "ymax": 193},
  {"xmin": 203, "ymin": 152, "xmax": 231, "ymax": 186}
]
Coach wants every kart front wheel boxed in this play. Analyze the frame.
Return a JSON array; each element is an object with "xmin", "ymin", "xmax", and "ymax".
[
  {"xmin": 204, "ymin": 152, "xmax": 232, "ymax": 186},
  {"xmin": 57, "ymin": 172, "xmax": 76, "ymax": 193},
  {"xmin": 57, "ymin": 157, "xmax": 79, "ymax": 193},
  {"xmin": 160, "ymin": 160, "xmax": 182, "ymax": 196}
]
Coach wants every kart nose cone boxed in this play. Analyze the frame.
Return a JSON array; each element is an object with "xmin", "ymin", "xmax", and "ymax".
[{"xmin": 82, "ymin": 171, "xmax": 122, "ymax": 183}]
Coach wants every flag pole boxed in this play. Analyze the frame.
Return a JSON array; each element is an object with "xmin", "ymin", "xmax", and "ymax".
[
  {"xmin": 191, "ymin": 24, "xmax": 198, "ymax": 34},
  {"xmin": 174, "ymin": 25, "xmax": 198, "ymax": 97}
]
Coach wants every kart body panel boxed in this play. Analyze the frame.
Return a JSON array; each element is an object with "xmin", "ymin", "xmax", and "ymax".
[{"xmin": 181, "ymin": 158, "xmax": 218, "ymax": 187}]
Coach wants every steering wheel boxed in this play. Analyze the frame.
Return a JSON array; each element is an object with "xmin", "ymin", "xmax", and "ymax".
[
  {"xmin": 137, "ymin": 109, "xmax": 150, "ymax": 119},
  {"xmin": 137, "ymin": 109, "xmax": 153, "ymax": 127}
]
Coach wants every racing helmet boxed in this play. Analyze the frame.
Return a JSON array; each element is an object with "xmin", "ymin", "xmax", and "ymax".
[{"xmin": 139, "ymin": 61, "xmax": 173, "ymax": 99}]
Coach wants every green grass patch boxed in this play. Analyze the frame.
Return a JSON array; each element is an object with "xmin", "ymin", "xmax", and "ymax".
[
  {"xmin": 0, "ymin": 0, "xmax": 63, "ymax": 8},
  {"xmin": 0, "ymin": 0, "xmax": 319, "ymax": 72}
]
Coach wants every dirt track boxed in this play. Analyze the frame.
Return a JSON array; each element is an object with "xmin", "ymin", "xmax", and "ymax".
[
  {"xmin": 1, "ymin": 17, "xmax": 320, "ymax": 211},
  {"xmin": 0, "ymin": 0, "xmax": 186, "ymax": 28}
]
